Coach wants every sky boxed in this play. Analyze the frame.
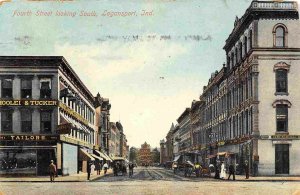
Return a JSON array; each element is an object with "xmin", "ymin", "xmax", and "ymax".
[{"xmin": 0, "ymin": 0, "xmax": 298, "ymax": 148}]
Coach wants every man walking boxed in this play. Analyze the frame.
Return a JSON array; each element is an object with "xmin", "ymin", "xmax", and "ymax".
[
  {"xmin": 103, "ymin": 161, "xmax": 109, "ymax": 175},
  {"xmin": 49, "ymin": 160, "xmax": 56, "ymax": 182},
  {"xmin": 245, "ymin": 160, "xmax": 250, "ymax": 179},
  {"xmin": 128, "ymin": 162, "xmax": 134, "ymax": 177},
  {"xmin": 227, "ymin": 162, "xmax": 235, "ymax": 180},
  {"xmin": 87, "ymin": 161, "xmax": 91, "ymax": 180}
]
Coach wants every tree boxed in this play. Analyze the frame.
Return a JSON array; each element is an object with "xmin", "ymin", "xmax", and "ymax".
[
  {"xmin": 151, "ymin": 148, "xmax": 160, "ymax": 164},
  {"xmin": 129, "ymin": 147, "xmax": 139, "ymax": 164}
]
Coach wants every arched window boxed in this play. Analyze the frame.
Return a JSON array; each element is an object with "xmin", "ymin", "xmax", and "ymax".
[
  {"xmin": 273, "ymin": 24, "xmax": 288, "ymax": 48},
  {"xmin": 275, "ymin": 27, "xmax": 285, "ymax": 47}
]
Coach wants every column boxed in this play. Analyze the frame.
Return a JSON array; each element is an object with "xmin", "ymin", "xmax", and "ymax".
[
  {"xmin": 52, "ymin": 108, "xmax": 58, "ymax": 134},
  {"xmin": 13, "ymin": 76, "xmax": 21, "ymax": 99},
  {"xmin": 0, "ymin": 79, "xmax": 2, "ymax": 98},
  {"xmin": 32, "ymin": 75, "xmax": 39, "ymax": 99},
  {"xmin": 32, "ymin": 108, "xmax": 40, "ymax": 134},
  {"xmin": 51, "ymin": 75, "xmax": 58, "ymax": 100},
  {"xmin": 252, "ymin": 72, "xmax": 259, "ymax": 101},
  {"xmin": 12, "ymin": 108, "xmax": 21, "ymax": 133}
]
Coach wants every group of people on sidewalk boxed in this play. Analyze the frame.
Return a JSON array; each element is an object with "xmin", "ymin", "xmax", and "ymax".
[
  {"xmin": 87, "ymin": 161, "xmax": 109, "ymax": 180},
  {"xmin": 171, "ymin": 160, "xmax": 250, "ymax": 181},
  {"xmin": 47, "ymin": 160, "xmax": 110, "ymax": 182},
  {"xmin": 214, "ymin": 160, "xmax": 250, "ymax": 181}
]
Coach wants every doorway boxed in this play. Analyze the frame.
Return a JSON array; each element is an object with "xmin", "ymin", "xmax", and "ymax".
[{"xmin": 275, "ymin": 144, "xmax": 289, "ymax": 174}]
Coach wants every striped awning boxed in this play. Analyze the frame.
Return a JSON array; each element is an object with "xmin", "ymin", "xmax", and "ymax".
[
  {"xmin": 90, "ymin": 153, "xmax": 103, "ymax": 161},
  {"xmin": 79, "ymin": 148, "xmax": 95, "ymax": 161},
  {"xmin": 94, "ymin": 150, "xmax": 112, "ymax": 162}
]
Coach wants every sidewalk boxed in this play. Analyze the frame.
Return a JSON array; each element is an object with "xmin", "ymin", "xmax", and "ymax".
[
  {"xmin": 212, "ymin": 172, "xmax": 300, "ymax": 182},
  {"xmin": 0, "ymin": 169, "xmax": 113, "ymax": 182},
  {"xmin": 169, "ymin": 169, "xmax": 300, "ymax": 182}
]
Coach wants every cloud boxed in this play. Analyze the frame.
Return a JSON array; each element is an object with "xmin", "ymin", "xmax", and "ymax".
[{"xmin": 54, "ymin": 39, "xmax": 187, "ymax": 82}]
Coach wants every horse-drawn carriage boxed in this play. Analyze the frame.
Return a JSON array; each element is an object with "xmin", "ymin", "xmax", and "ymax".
[{"xmin": 112, "ymin": 157, "xmax": 128, "ymax": 176}]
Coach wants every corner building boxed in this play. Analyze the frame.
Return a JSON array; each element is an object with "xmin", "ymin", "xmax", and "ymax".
[
  {"xmin": 0, "ymin": 56, "xmax": 98, "ymax": 176},
  {"xmin": 216, "ymin": 0, "xmax": 300, "ymax": 175}
]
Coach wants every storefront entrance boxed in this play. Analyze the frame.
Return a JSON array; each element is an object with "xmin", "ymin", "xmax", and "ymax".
[
  {"xmin": 37, "ymin": 149, "xmax": 56, "ymax": 176},
  {"xmin": 275, "ymin": 144, "xmax": 289, "ymax": 174}
]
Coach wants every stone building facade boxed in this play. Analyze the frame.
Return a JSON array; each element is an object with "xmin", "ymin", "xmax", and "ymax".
[
  {"xmin": 0, "ymin": 56, "xmax": 112, "ymax": 176},
  {"xmin": 161, "ymin": 0, "xmax": 300, "ymax": 176}
]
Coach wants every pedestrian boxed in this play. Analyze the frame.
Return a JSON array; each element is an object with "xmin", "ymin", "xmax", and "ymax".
[
  {"xmin": 95, "ymin": 161, "xmax": 101, "ymax": 175},
  {"xmin": 103, "ymin": 161, "xmax": 109, "ymax": 175},
  {"xmin": 227, "ymin": 162, "xmax": 235, "ymax": 180},
  {"xmin": 220, "ymin": 161, "xmax": 226, "ymax": 179},
  {"xmin": 128, "ymin": 162, "xmax": 134, "ymax": 177},
  {"xmin": 49, "ymin": 160, "xmax": 56, "ymax": 182},
  {"xmin": 214, "ymin": 162, "xmax": 220, "ymax": 179},
  {"xmin": 113, "ymin": 163, "xmax": 117, "ymax": 176},
  {"xmin": 91, "ymin": 162, "xmax": 95, "ymax": 175},
  {"xmin": 245, "ymin": 160, "xmax": 249, "ymax": 179},
  {"xmin": 194, "ymin": 162, "xmax": 201, "ymax": 177},
  {"xmin": 172, "ymin": 162, "xmax": 178, "ymax": 174},
  {"xmin": 87, "ymin": 161, "xmax": 91, "ymax": 180}
]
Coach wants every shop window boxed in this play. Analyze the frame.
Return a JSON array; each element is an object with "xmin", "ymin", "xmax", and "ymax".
[
  {"xmin": 21, "ymin": 110, "xmax": 32, "ymax": 132},
  {"xmin": 1, "ymin": 79, "xmax": 12, "ymax": 98},
  {"xmin": 1, "ymin": 110, "xmax": 12, "ymax": 132},
  {"xmin": 276, "ymin": 69, "xmax": 288, "ymax": 93},
  {"xmin": 276, "ymin": 105, "xmax": 288, "ymax": 132},
  {"xmin": 40, "ymin": 79, "xmax": 51, "ymax": 99},
  {"xmin": 41, "ymin": 111, "xmax": 52, "ymax": 133},
  {"xmin": 21, "ymin": 79, "xmax": 32, "ymax": 99}
]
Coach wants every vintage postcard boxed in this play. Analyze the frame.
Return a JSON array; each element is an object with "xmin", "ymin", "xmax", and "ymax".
[{"xmin": 0, "ymin": 0, "xmax": 300, "ymax": 194}]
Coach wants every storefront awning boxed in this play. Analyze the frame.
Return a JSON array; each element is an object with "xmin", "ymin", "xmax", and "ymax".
[
  {"xmin": 207, "ymin": 154, "xmax": 216, "ymax": 159},
  {"xmin": 79, "ymin": 148, "xmax": 95, "ymax": 161},
  {"xmin": 94, "ymin": 150, "xmax": 112, "ymax": 162},
  {"xmin": 112, "ymin": 156, "xmax": 125, "ymax": 161},
  {"xmin": 90, "ymin": 153, "xmax": 103, "ymax": 161},
  {"xmin": 173, "ymin": 155, "xmax": 181, "ymax": 162}
]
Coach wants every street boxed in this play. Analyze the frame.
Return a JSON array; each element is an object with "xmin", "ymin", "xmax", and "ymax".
[{"xmin": 1, "ymin": 167, "xmax": 300, "ymax": 195}]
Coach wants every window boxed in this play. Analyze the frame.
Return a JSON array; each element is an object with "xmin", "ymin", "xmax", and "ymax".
[
  {"xmin": 249, "ymin": 30, "xmax": 252, "ymax": 50},
  {"xmin": 244, "ymin": 36, "xmax": 248, "ymax": 56},
  {"xmin": 276, "ymin": 69, "xmax": 288, "ymax": 93},
  {"xmin": 21, "ymin": 110, "xmax": 32, "ymax": 132},
  {"xmin": 276, "ymin": 105, "xmax": 288, "ymax": 132},
  {"xmin": 1, "ymin": 79, "xmax": 13, "ymax": 98},
  {"xmin": 239, "ymin": 42, "xmax": 242, "ymax": 61},
  {"xmin": 21, "ymin": 79, "xmax": 32, "ymax": 99},
  {"xmin": 275, "ymin": 27, "xmax": 285, "ymax": 47},
  {"xmin": 40, "ymin": 79, "xmax": 51, "ymax": 99},
  {"xmin": 41, "ymin": 111, "xmax": 52, "ymax": 132},
  {"xmin": 1, "ymin": 110, "xmax": 12, "ymax": 132}
]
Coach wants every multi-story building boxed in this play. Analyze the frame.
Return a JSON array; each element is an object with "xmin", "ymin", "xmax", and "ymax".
[
  {"xmin": 0, "ymin": 56, "xmax": 115, "ymax": 176},
  {"xmin": 108, "ymin": 122, "xmax": 117, "ymax": 157},
  {"xmin": 190, "ymin": 100, "xmax": 206, "ymax": 164},
  {"xmin": 0, "ymin": 56, "xmax": 97, "ymax": 176},
  {"xmin": 165, "ymin": 123, "xmax": 175, "ymax": 162},
  {"xmin": 159, "ymin": 139, "xmax": 167, "ymax": 164},
  {"xmin": 172, "ymin": 125, "xmax": 180, "ymax": 162},
  {"xmin": 161, "ymin": 0, "xmax": 300, "ymax": 176},
  {"xmin": 138, "ymin": 142, "xmax": 152, "ymax": 166},
  {"xmin": 177, "ymin": 108, "xmax": 191, "ymax": 162}
]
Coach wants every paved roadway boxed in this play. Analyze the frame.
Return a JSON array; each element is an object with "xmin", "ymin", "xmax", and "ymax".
[
  {"xmin": 96, "ymin": 166, "xmax": 192, "ymax": 182},
  {"xmin": 1, "ymin": 167, "xmax": 300, "ymax": 195}
]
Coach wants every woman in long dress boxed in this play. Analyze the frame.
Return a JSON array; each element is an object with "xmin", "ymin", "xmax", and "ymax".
[{"xmin": 220, "ymin": 162, "xmax": 226, "ymax": 179}]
